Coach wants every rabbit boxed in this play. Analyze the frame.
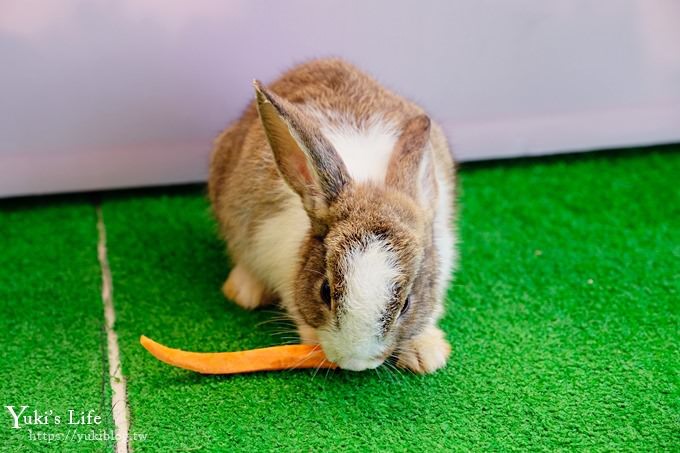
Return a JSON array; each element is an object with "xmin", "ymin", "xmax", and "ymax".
[{"xmin": 208, "ymin": 58, "xmax": 457, "ymax": 373}]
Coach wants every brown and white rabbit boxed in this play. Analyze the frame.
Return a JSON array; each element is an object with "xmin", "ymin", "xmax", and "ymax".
[{"xmin": 208, "ymin": 59, "xmax": 456, "ymax": 373}]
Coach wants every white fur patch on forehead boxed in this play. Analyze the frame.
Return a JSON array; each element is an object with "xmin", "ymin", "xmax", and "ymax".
[
  {"xmin": 328, "ymin": 237, "xmax": 400, "ymax": 358},
  {"xmin": 302, "ymin": 106, "xmax": 399, "ymax": 183},
  {"xmin": 343, "ymin": 238, "xmax": 400, "ymax": 312}
]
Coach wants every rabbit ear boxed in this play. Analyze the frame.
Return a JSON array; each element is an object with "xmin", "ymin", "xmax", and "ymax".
[
  {"xmin": 385, "ymin": 115, "xmax": 438, "ymax": 209},
  {"xmin": 254, "ymin": 81, "xmax": 350, "ymax": 235}
]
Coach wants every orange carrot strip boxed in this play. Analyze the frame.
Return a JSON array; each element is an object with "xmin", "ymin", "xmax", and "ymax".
[{"xmin": 140, "ymin": 335, "xmax": 336, "ymax": 374}]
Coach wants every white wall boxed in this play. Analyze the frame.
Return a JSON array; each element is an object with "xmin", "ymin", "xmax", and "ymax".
[{"xmin": 1, "ymin": 0, "xmax": 679, "ymax": 197}]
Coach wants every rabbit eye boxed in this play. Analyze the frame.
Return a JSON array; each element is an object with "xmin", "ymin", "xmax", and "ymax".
[
  {"xmin": 399, "ymin": 295, "xmax": 411, "ymax": 318},
  {"xmin": 320, "ymin": 279, "xmax": 332, "ymax": 308}
]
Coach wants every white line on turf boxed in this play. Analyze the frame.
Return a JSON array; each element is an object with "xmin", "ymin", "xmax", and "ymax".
[{"xmin": 96, "ymin": 205, "xmax": 131, "ymax": 453}]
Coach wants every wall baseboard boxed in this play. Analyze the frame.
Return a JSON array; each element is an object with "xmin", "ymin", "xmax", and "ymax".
[{"xmin": 2, "ymin": 104, "xmax": 678, "ymax": 198}]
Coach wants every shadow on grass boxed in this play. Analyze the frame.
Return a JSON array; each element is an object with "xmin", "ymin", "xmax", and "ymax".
[
  {"xmin": 458, "ymin": 142, "xmax": 679, "ymax": 172},
  {"xmin": 0, "ymin": 183, "xmax": 207, "ymax": 212},
  {"xmin": 157, "ymin": 358, "xmax": 428, "ymax": 388}
]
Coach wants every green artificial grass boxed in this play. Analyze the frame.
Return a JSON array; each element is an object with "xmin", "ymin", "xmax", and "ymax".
[
  {"xmin": 102, "ymin": 146, "xmax": 679, "ymax": 451},
  {"xmin": 0, "ymin": 199, "xmax": 114, "ymax": 451},
  {"xmin": 0, "ymin": 145, "xmax": 677, "ymax": 451}
]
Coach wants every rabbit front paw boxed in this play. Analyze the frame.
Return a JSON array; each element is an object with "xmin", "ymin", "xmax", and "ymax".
[
  {"xmin": 396, "ymin": 326, "xmax": 451, "ymax": 374},
  {"xmin": 222, "ymin": 264, "xmax": 272, "ymax": 310}
]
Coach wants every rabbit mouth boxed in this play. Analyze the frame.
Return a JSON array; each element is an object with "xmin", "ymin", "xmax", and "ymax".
[
  {"xmin": 320, "ymin": 343, "xmax": 388, "ymax": 371},
  {"xmin": 335, "ymin": 356, "xmax": 384, "ymax": 372},
  {"xmin": 317, "ymin": 328, "xmax": 390, "ymax": 371}
]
